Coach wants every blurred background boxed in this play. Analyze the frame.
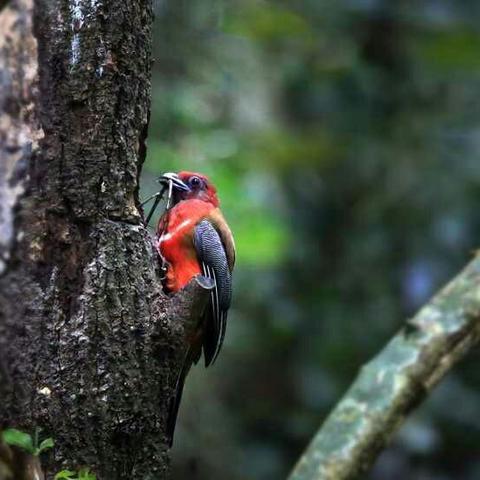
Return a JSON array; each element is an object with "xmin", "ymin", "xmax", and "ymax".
[{"xmin": 141, "ymin": 1, "xmax": 480, "ymax": 479}]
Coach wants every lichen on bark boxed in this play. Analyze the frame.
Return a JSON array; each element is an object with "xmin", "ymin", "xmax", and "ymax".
[{"xmin": 0, "ymin": 0, "xmax": 41, "ymax": 275}]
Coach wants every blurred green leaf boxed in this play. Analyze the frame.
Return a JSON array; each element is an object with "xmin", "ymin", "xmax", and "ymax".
[
  {"xmin": 416, "ymin": 29, "xmax": 480, "ymax": 71},
  {"xmin": 54, "ymin": 468, "xmax": 96, "ymax": 480},
  {"xmin": 37, "ymin": 437, "xmax": 54, "ymax": 455},
  {"xmin": 54, "ymin": 471, "xmax": 76, "ymax": 480},
  {"xmin": 2, "ymin": 429, "xmax": 34, "ymax": 455},
  {"xmin": 223, "ymin": 2, "xmax": 312, "ymax": 42},
  {"xmin": 78, "ymin": 468, "xmax": 96, "ymax": 480},
  {"xmin": 234, "ymin": 212, "xmax": 289, "ymax": 266}
]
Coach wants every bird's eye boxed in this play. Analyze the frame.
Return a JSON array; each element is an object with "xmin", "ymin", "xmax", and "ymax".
[{"xmin": 189, "ymin": 176, "xmax": 202, "ymax": 188}]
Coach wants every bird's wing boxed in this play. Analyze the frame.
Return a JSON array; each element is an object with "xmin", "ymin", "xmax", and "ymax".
[
  {"xmin": 207, "ymin": 208, "xmax": 236, "ymax": 272},
  {"xmin": 194, "ymin": 219, "xmax": 232, "ymax": 366}
]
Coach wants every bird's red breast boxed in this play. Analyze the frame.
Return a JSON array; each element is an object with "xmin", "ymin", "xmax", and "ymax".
[
  {"xmin": 158, "ymin": 199, "xmax": 212, "ymax": 292},
  {"xmin": 157, "ymin": 199, "xmax": 234, "ymax": 292}
]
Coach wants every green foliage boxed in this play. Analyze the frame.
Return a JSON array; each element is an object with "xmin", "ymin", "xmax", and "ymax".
[
  {"xmin": 54, "ymin": 468, "xmax": 96, "ymax": 480},
  {"xmin": 416, "ymin": 29, "xmax": 480, "ymax": 72},
  {"xmin": 2, "ymin": 428, "xmax": 54, "ymax": 456},
  {"xmin": 2, "ymin": 429, "xmax": 33, "ymax": 454},
  {"xmin": 223, "ymin": 2, "xmax": 311, "ymax": 42},
  {"xmin": 38, "ymin": 437, "xmax": 55, "ymax": 454},
  {"xmin": 54, "ymin": 471, "xmax": 77, "ymax": 480},
  {"xmin": 1, "ymin": 429, "xmax": 95, "ymax": 480}
]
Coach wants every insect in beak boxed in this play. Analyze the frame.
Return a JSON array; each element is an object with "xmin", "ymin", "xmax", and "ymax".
[{"xmin": 141, "ymin": 173, "xmax": 190, "ymax": 225}]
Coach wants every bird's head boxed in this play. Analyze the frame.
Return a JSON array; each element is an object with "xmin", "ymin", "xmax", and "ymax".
[{"xmin": 158, "ymin": 171, "xmax": 219, "ymax": 207}]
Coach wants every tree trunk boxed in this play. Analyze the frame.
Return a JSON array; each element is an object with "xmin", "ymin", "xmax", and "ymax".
[{"xmin": 0, "ymin": 1, "xmax": 202, "ymax": 478}]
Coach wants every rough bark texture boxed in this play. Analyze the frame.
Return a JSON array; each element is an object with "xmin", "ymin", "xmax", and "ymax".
[
  {"xmin": 0, "ymin": 1, "xmax": 204, "ymax": 478},
  {"xmin": 288, "ymin": 256, "xmax": 480, "ymax": 480}
]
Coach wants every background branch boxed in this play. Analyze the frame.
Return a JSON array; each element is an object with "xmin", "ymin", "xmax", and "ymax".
[{"xmin": 289, "ymin": 255, "xmax": 480, "ymax": 480}]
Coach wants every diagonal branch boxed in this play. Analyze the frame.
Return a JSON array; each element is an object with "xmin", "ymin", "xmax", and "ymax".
[{"xmin": 289, "ymin": 255, "xmax": 480, "ymax": 480}]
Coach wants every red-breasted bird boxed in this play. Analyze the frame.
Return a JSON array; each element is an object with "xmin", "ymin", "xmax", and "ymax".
[{"xmin": 155, "ymin": 171, "xmax": 235, "ymax": 445}]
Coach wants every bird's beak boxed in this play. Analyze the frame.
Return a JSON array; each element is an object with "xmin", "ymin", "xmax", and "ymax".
[{"xmin": 158, "ymin": 172, "xmax": 190, "ymax": 191}]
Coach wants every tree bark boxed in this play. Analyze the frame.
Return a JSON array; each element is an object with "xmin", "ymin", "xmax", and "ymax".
[
  {"xmin": 0, "ymin": 1, "xmax": 202, "ymax": 478},
  {"xmin": 288, "ymin": 256, "xmax": 480, "ymax": 480}
]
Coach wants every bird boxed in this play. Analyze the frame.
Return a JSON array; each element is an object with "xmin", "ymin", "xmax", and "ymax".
[{"xmin": 154, "ymin": 171, "xmax": 235, "ymax": 446}]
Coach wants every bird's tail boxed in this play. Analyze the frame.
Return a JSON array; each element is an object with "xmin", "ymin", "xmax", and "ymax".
[{"xmin": 166, "ymin": 347, "xmax": 197, "ymax": 447}]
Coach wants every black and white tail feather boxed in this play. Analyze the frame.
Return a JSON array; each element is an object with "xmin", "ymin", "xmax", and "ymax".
[
  {"xmin": 166, "ymin": 219, "xmax": 233, "ymax": 446},
  {"xmin": 194, "ymin": 219, "xmax": 232, "ymax": 366}
]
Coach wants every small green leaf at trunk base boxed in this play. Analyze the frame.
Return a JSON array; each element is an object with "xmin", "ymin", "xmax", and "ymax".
[
  {"xmin": 54, "ymin": 470, "xmax": 76, "ymax": 479},
  {"xmin": 37, "ymin": 437, "xmax": 54, "ymax": 455},
  {"xmin": 2, "ymin": 429, "xmax": 34, "ymax": 454}
]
